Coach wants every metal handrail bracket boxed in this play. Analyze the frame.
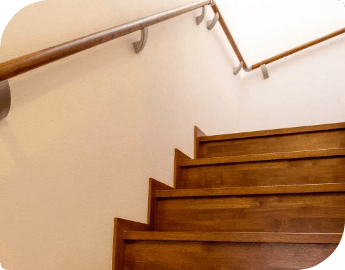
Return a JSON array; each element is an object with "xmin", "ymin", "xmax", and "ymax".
[
  {"xmin": 196, "ymin": 6, "xmax": 206, "ymax": 25},
  {"xmin": 0, "ymin": 80, "xmax": 11, "ymax": 120},
  {"xmin": 133, "ymin": 28, "xmax": 149, "ymax": 54}
]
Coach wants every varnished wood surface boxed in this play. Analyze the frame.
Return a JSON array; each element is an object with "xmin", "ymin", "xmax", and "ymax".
[
  {"xmin": 182, "ymin": 148, "xmax": 345, "ymax": 167},
  {"xmin": 156, "ymin": 193, "xmax": 345, "ymax": 233},
  {"xmin": 174, "ymin": 149, "xmax": 191, "ymax": 189},
  {"xmin": 211, "ymin": 4, "xmax": 248, "ymax": 69},
  {"xmin": 179, "ymin": 156, "xmax": 345, "ymax": 189},
  {"xmin": 148, "ymin": 178, "xmax": 173, "ymax": 230},
  {"xmin": 194, "ymin": 126, "xmax": 206, "ymax": 159},
  {"xmin": 199, "ymin": 122, "xmax": 345, "ymax": 142},
  {"xmin": 115, "ymin": 123, "xmax": 345, "ymax": 269},
  {"xmin": 199, "ymin": 129, "xmax": 345, "ymax": 158},
  {"xmin": 156, "ymin": 183, "xmax": 345, "ymax": 198},
  {"xmin": 113, "ymin": 219, "xmax": 150, "ymax": 270},
  {"xmin": 0, "ymin": 0, "xmax": 210, "ymax": 81},
  {"xmin": 251, "ymin": 26, "xmax": 345, "ymax": 70},
  {"xmin": 124, "ymin": 241, "xmax": 337, "ymax": 270},
  {"xmin": 124, "ymin": 231, "xmax": 342, "ymax": 243}
]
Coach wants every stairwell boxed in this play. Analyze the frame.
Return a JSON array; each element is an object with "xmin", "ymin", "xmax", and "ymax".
[{"xmin": 113, "ymin": 123, "xmax": 345, "ymax": 269}]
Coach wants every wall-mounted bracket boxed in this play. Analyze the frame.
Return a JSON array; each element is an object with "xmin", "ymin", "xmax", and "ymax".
[
  {"xmin": 207, "ymin": 12, "xmax": 219, "ymax": 30},
  {"xmin": 244, "ymin": 66, "xmax": 252, "ymax": 72},
  {"xmin": 133, "ymin": 27, "xmax": 149, "ymax": 54},
  {"xmin": 196, "ymin": 6, "xmax": 206, "ymax": 25},
  {"xmin": 233, "ymin": 61, "xmax": 244, "ymax": 75},
  {"xmin": 261, "ymin": 64, "xmax": 269, "ymax": 79},
  {"xmin": 0, "ymin": 80, "xmax": 11, "ymax": 120}
]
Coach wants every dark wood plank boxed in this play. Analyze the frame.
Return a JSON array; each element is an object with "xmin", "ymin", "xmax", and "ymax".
[
  {"xmin": 156, "ymin": 193, "xmax": 345, "ymax": 233},
  {"xmin": 148, "ymin": 178, "xmax": 173, "ymax": 230},
  {"xmin": 156, "ymin": 183, "xmax": 345, "ymax": 198},
  {"xmin": 179, "ymin": 156, "xmax": 345, "ymax": 189},
  {"xmin": 124, "ymin": 241, "xmax": 338, "ymax": 270},
  {"xmin": 182, "ymin": 148, "xmax": 345, "ymax": 167},
  {"xmin": 113, "ymin": 218, "xmax": 150, "ymax": 270},
  {"xmin": 194, "ymin": 126, "xmax": 206, "ymax": 159},
  {"xmin": 200, "ymin": 122, "xmax": 345, "ymax": 142},
  {"xmin": 199, "ymin": 129, "xmax": 345, "ymax": 158},
  {"xmin": 174, "ymin": 149, "xmax": 191, "ymax": 189},
  {"xmin": 124, "ymin": 231, "xmax": 342, "ymax": 244}
]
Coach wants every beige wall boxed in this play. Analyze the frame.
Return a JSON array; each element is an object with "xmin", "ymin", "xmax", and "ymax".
[
  {"xmin": 1, "ymin": 0, "xmax": 345, "ymax": 269},
  {"xmin": 0, "ymin": 1, "xmax": 238, "ymax": 269},
  {"xmin": 218, "ymin": 0, "xmax": 345, "ymax": 131}
]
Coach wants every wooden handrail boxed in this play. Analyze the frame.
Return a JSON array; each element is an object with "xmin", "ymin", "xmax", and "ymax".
[
  {"xmin": 251, "ymin": 26, "xmax": 345, "ymax": 70},
  {"xmin": 0, "ymin": 0, "xmax": 210, "ymax": 82},
  {"xmin": 211, "ymin": 3, "xmax": 248, "ymax": 69}
]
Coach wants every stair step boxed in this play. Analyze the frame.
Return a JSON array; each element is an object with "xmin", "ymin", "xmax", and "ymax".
[
  {"xmin": 156, "ymin": 190, "xmax": 345, "ymax": 233},
  {"xmin": 196, "ymin": 122, "xmax": 345, "ymax": 158},
  {"xmin": 124, "ymin": 231, "xmax": 342, "ymax": 244},
  {"xmin": 156, "ymin": 183, "xmax": 345, "ymax": 198},
  {"xmin": 177, "ymin": 148, "xmax": 345, "ymax": 189},
  {"xmin": 183, "ymin": 148, "xmax": 345, "ymax": 167},
  {"xmin": 124, "ymin": 237, "xmax": 339, "ymax": 270}
]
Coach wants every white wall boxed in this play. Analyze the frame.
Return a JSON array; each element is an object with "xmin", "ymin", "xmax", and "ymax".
[
  {"xmin": 1, "ymin": 0, "xmax": 345, "ymax": 269},
  {"xmin": 218, "ymin": 0, "xmax": 345, "ymax": 132},
  {"xmin": 0, "ymin": 1, "xmax": 238, "ymax": 270}
]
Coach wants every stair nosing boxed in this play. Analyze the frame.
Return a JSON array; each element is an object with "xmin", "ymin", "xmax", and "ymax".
[
  {"xmin": 156, "ymin": 183, "xmax": 345, "ymax": 198},
  {"xmin": 123, "ymin": 231, "xmax": 343, "ymax": 244},
  {"xmin": 181, "ymin": 148, "xmax": 345, "ymax": 167},
  {"xmin": 199, "ymin": 122, "xmax": 345, "ymax": 143}
]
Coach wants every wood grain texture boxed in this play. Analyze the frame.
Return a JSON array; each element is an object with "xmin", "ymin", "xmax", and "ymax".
[
  {"xmin": 174, "ymin": 149, "xmax": 191, "ymax": 189},
  {"xmin": 148, "ymin": 178, "xmax": 173, "ymax": 230},
  {"xmin": 199, "ymin": 129, "xmax": 345, "ymax": 158},
  {"xmin": 194, "ymin": 126, "xmax": 206, "ymax": 159},
  {"xmin": 200, "ymin": 122, "xmax": 345, "ymax": 142},
  {"xmin": 124, "ymin": 241, "xmax": 338, "ymax": 270},
  {"xmin": 179, "ymin": 156, "xmax": 345, "ymax": 189},
  {"xmin": 182, "ymin": 148, "xmax": 345, "ymax": 167},
  {"xmin": 156, "ymin": 193, "xmax": 345, "ymax": 233},
  {"xmin": 211, "ymin": 4, "xmax": 248, "ymax": 69},
  {"xmin": 124, "ymin": 231, "xmax": 342, "ymax": 244},
  {"xmin": 113, "ymin": 218, "xmax": 150, "ymax": 270},
  {"xmin": 0, "ymin": 0, "xmax": 210, "ymax": 81},
  {"xmin": 251, "ymin": 26, "xmax": 345, "ymax": 70},
  {"xmin": 156, "ymin": 183, "xmax": 345, "ymax": 198}
]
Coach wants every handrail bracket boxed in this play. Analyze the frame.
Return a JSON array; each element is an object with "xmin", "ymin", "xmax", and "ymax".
[
  {"xmin": 261, "ymin": 64, "xmax": 269, "ymax": 79},
  {"xmin": 207, "ymin": 12, "xmax": 219, "ymax": 30},
  {"xmin": 196, "ymin": 6, "xmax": 206, "ymax": 25},
  {"xmin": 133, "ymin": 28, "xmax": 149, "ymax": 54},
  {"xmin": 233, "ymin": 61, "xmax": 244, "ymax": 75},
  {"xmin": 0, "ymin": 80, "xmax": 11, "ymax": 120}
]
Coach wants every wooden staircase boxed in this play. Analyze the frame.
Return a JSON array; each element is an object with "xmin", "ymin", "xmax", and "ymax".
[{"xmin": 113, "ymin": 123, "xmax": 345, "ymax": 270}]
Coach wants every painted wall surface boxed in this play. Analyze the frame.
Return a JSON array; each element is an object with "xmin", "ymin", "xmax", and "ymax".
[
  {"xmin": 217, "ymin": 0, "xmax": 345, "ymax": 131},
  {"xmin": 0, "ymin": 0, "xmax": 345, "ymax": 269},
  {"xmin": 0, "ymin": 0, "xmax": 238, "ymax": 269}
]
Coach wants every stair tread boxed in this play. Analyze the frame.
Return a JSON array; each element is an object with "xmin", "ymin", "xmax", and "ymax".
[
  {"xmin": 181, "ymin": 148, "xmax": 345, "ymax": 167},
  {"xmin": 124, "ymin": 231, "xmax": 342, "ymax": 243},
  {"xmin": 156, "ymin": 183, "xmax": 345, "ymax": 198},
  {"xmin": 199, "ymin": 122, "xmax": 345, "ymax": 142}
]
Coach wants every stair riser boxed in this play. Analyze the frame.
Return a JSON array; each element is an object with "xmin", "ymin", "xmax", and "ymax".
[
  {"xmin": 197, "ymin": 129, "xmax": 345, "ymax": 158},
  {"xmin": 156, "ymin": 193, "xmax": 345, "ymax": 233},
  {"xmin": 179, "ymin": 156, "xmax": 345, "ymax": 189},
  {"xmin": 124, "ymin": 241, "xmax": 337, "ymax": 270}
]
